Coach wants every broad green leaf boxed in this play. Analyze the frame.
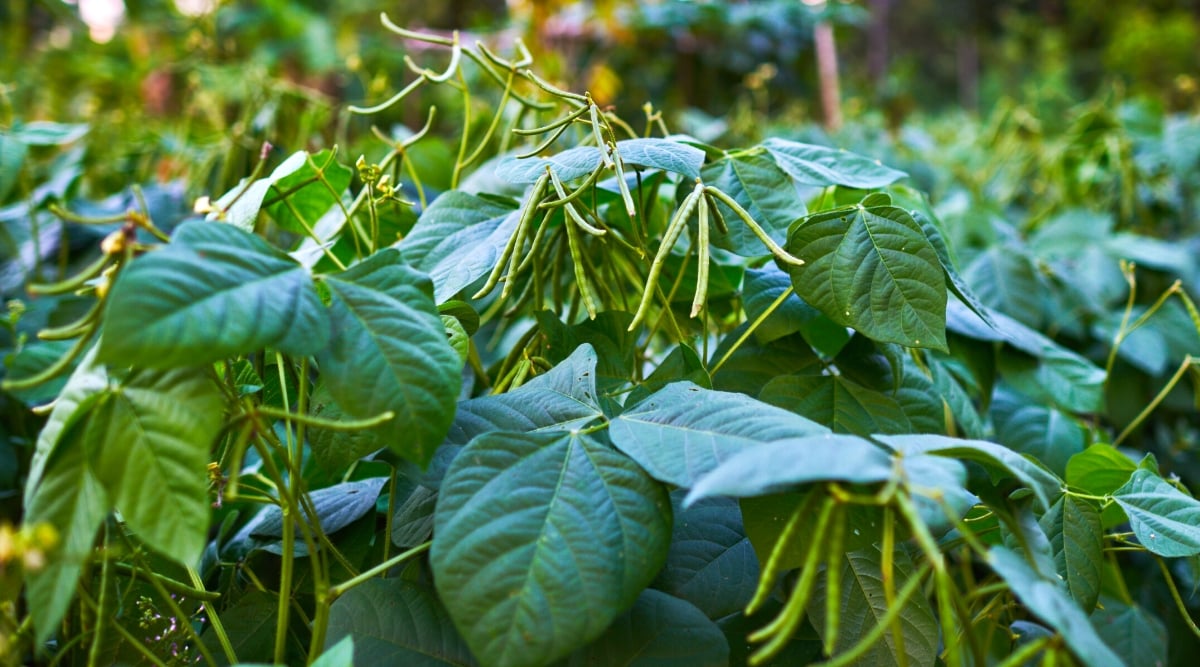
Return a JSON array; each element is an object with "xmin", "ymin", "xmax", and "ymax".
[
  {"xmin": 494, "ymin": 146, "xmax": 604, "ymax": 184},
  {"xmin": 616, "ymin": 138, "xmax": 706, "ymax": 179},
  {"xmin": 900, "ymin": 453, "xmax": 978, "ymax": 532},
  {"xmin": 1038, "ymin": 495, "xmax": 1103, "ymax": 613},
  {"xmin": 391, "ymin": 345, "xmax": 606, "ymax": 547},
  {"xmin": 210, "ymin": 151, "xmax": 309, "ymax": 231},
  {"xmin": 1104, "ymin": 232, "xmax": 1195, "ymax": 277},
  {"xmin": 200, "ymin": 590, "xmax": 281, "ymax": 664},
  {"xmin": 986, "ymin": 547, "xmax": 1122, "ymax": 667},
  {"xmin": 1065, "ymin": 444, "xmax": 1136, "ymax": 496},
  {"xmin": 86, "ymin": 367, "xmax": 223, "ymax": 564},
  {"xmin": 686, "ymin": 434, "xmax": 893, "ymax": 505},
  {"xmin": 894, "ymin": 357, "xmax": 948, "ymax": 434},
  {"xmin": 991, "ymin": 388, "xmax": 1086, "ymax": 477},
  {"xmin": 564, "ymin": 589, "xmax": 729, "ymax": 667},
  {"xmin": 100, "ymin": 220, "xmax": 329, "ymax": 368},
  {"xmin": 786, "ymin": 204, "xmax": 947, "ymax": 351},
  {"xmin": 0, "ymin": 133, "xmax": 27, "ymax": 201},
  {"xmin": 400, "ymin": 191, "xmax": 520, "ymax": 302},
  {"xmin": 946, "ymin": 301, "xmax": 1106, "ymax": 413},
  {"xmin": 24, "ymin": 426, "xmax": 107, "ymax": 643},
  {"xmin": 1089, "ymin": 599, "xmax": 1167, "ymax": 667},
  {"xmin": 312, "ymin": 636, "xmax": 356, "ymax": 667},
  {"xmin": 432, "ymin": 431, "xmax": 671, "ymax": 667},
  {"xmin": 702, "ymin": 151, "xmax": 803, "ymax": 256},
  {"xmin": 307, "ymin": 383, "xmax": 386, "ymax": 474},
  {"xmin": 24, "ymin": 345, "xmax": 107, "ymax": 507},
  {"xmin": 610, "ymin": 382, "xmax": 827, "ymax": 488},
  {"xmin": 253, "ymin": 478, "xmax": 387, "ymax": 538},
  {"xmin": 326, "ymin": 579, "xmax": 475, "ymax": 666},
  {"xmin": 927, "ymin": 356, "xmax": 988, "ymax": 440},
  {"xmin": 760, "ymin": 138, "xmax": 907, "ymax": 188},
  {"xmin": 760, "ymin": 374, "xmax": 912, "ymax": 436},
  {"xmin": 536, "ymin": 311, "xmax": 638, "ymax": 393},
  {"xmin": 652, "ymin": 492, "xmax": 758, "ymax": 620},
  {"xmin": 317, "ymin": 249, "xmax": 461, "ymax": 467},
  {"xmin": 443, "ymin": 315, "xmax": 470, "ymax": 363},
  {"xmin": 264, "ymin": 149, "xmax": 353, "ymax": 235},
  {"xmin": 1112, "ymin": 469, "xmax": 1200, "ymax": 557},
  {"xmin": 807, "ymin": 546, "xmax": 938, "ymax": 667},
  {"xmin": 872, "ymin": 434, "xmax": 1063, "ymax": 512},
  {"xmin": 710, "ymin": 330, "xmax": 822, "ymax": 396}
]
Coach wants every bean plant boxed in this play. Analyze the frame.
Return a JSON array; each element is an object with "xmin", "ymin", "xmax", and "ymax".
[{"xmin": 4, "ymin": 15, "xmax": 1200, "ymax": 667}]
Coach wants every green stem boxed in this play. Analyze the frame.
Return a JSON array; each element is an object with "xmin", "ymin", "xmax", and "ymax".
[
  {"xmin": 710, "ymin": 287, "xmax": 793, "ymax": 375},
  {"xmin": 1114, "ymin": 355, "xmax": 1195, "ymax": 446},
  {"xmin": 1157, "ymin": 556, "xmax": 1200, "ymax": 640},
  {"xmin": 328, "ymin": 542, "xmax": 432, "ymax": 600},
  {"xmin": 187, "ymin": 566, "xmax": 236, "ymax": 664}
]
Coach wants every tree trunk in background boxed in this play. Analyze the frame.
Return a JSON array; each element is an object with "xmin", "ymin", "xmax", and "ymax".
[
  {"xmin": 956, "ymin": 33, "xmax": 979, "ymax": 112},
  {"xmin": 814, "ymin": 20, "xmax": 842, "ymax": 131},
  {"xmin": 867, "ymin": 0, "xmax": 891, "ymax": 88}
]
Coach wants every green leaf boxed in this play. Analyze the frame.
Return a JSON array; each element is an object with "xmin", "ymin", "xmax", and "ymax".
[
  {"xmin": 312, "ymin": 636, "xmax": 356, "ymax": 667},
  {"xmin": 0, "ymin": 133, "xmax": 28, "ymax": 201},
  {"xmin": 686, "ymin": 434, "xmax": 894, "ymax": 505},
  {"xmin": 760, "ymin": 138, "xmax": 907, "ymax": 188},
  {"xmin": 652, "ymin": 492, "xmax": 758, "ymax": 620},
  {"xmin": 1038, "ymin": 495, "xmax": 1103, "ymax": 613},
  {"xmin": 610, "ymin": 382, "xmax": 827, "ymax": 488},
  {"xmin": 494, "ymin": 147, "xmax": 604, "ymax": 184},
  {"xmin": 786, "ymin": 204, "xmax": 947, "ymax": 351},
  {"xmin": 316, "ymin": 249, "xmax": 461, "ymax": 467},
  {"xmin": 252, "ymin": 478, "xmax": 387, "ymax": 539},
  {"xmin": 1066, "ymin": 444, "xmax": 1136, "ymax": 496},
  {"xmin": 991, "ymin": 388, "xmax": 1086, "ymax": 477},
  {"xmin": 1089, "ymin": 599, "xmax": 1167, "ymax": 667},
  {"xmin": 1112, "ymin": 469, "xmax": 1200, "ymax": 557},
  {"xmin": 100, "ymin": 220, "xmax": 329, "ymax": 368},
  {"xmin": 432, "ymin": 431, "xmax": 672, "ymax": 667},
  {"xmin": 871, "ymin": 434, "xmax": 1063, "ymax": 512},
  {"xmin": 24, "ymin": 345, "xmax": 107, "ymax": 507},
  {"xmin": 807, "ymin": 546, "xmax": 938, "ymax": 667},
  {"xmin": 926, "ymin": 356, "xmax": 988, "ymax": 440},
  {"xmin": 400, "ymin": 191, "xmax": 520, "ymax": 302},
  {"xmin": 702, "ymin": 152, "xmax": 803, "ymax": 257},
  {"xmin": 710, "ymin": 331, "xmax": 822, "ymax": 396},
  {"xmin": 307, "ymin": 383, "xmax": 387, "ymax": 474},
  {"xmin": 200, "ymin": 590, "xmax": 281, "ymax": 664},
  {"xmin": 326, "ymin": 579, "xmax": 475, "ymax": 666},
  {"xmin": 264, "ymin": 149, "xmax": 353, "ymax": 235},
  {"xmin": 564, "ymin": 589, "xmax": 729, "ymax": 667},
  {"xmin": 912, "ymin": 211, "xmax": 997, "ymax": 329},
  {"xmin": 616, "ymin": 138, "xmax": 706, "ymax": 180},
  {"xmin": 24, "ymin": 425, "xmax": 107, "ymax": 643},
  {"xmin": 626, "ymin": 345, "xmax": 710, "ymax": 407},
  {"xmin": 986, "ymin": 547, "xmax": 1122, "ymax": 667},
  {"xmin": 444, "ymin": 315, "xmax": 470, "ymax": 363},
  {"xmin": 85, "ymin": 367, "xmax": 224, "ymax": 564},
  {"xmin": 210, "ymin": 151, "xmax": 309, "ymax": 231},
  {"xmin": 894, "ymin": 357, "xmax": 947, "ymax": 434},
  {"xmin": 760, "ymin": 374, "xmax": 912, "ymax": 436}
]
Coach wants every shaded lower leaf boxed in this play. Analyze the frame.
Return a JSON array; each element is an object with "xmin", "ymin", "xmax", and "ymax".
[
  {"xmin": 432, "ymin": 431, "xmax": 672, "ymax": 667},
  {"xmin": 252, "ymin": 478, "xmax": 387, "ymax": 539},
  {"xmin": 652, "ymin": 492, "xmax": 758, "ymax": 620},
  {"xmin": 563, "ymin": 589, "xmax": 728, "ymax": 667},
  {"xmin": 1039, "ymin": 495, "xmax": 1103, "ymax": 613},
  {"xmin": 326, "ymin": 578, "xmax": 475, "ymax": 666},
  {"xmin": 1089, "ymin": 598, "xmax": 1167, "ymax": 667},
  {"xmin": 760, "ymin": 374, "xmax": 911, "ymax": 436},
  {"xmin": 807, "ymin": 546, "xmax": 938, "ymax": 667}
]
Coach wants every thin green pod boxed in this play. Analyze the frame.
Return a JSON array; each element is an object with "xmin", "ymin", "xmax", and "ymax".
[
  {"xmin": 589, "ymin": 103, "xmax": 615, "ymax": 168},
  {"xmin": 822, "ymin": 504, "xmax": 847, "ymax": 657},
  {"xmin": 512, "ymin": 105, "xmax": 589, "ymax": 136},
  {"xmin": 1, "ymin": 328, "xmax": 96, "ymax": 392},
  {"xmin": 539, "ymin": 164, "xmax": 603, "ymax": 208},
  {"xmin": 628, "ymin": 182, "xmax": 704, "ymax": 331},
  {"xmin": 745, "ymin": 489, "xmax": 821, "ymax": 615},
  {"xmin": 516, "ymin": 121, "xmax": 573, "ymax": 159},
  {"xmin": 472, "ymin": 173, "xmax": 549, "ymax": 299},
  {"xmin": 522, "ymin": 69, "xmax": 589, "ymax": 103},
  {"xmin": 548, "ymin": 168, "xmax": 607, "ymax": 236},
  {"xmin": 515, "ymin": 214, "xmax": 553, "ymax": 274},
  {"xmin": 703, "ymin": 186, "xmax": 805, "ymax": 266},
  {"xmin": 691, "ymin": 195, "xmax": 711, "ymax": 318},
  {"xmin": 38, "ymin": 300, "xmax": 103, "ymax": 341},
  {"xmin": 27, "ymin": 252, "xmax": 114, "ymax": 296},
  {"xmin": 612, "ymin": 142, "xmax": 638, "ymax": 217},
  {"xmin": 564, "ymin": 209, "xmax": 599, "ymax": 319},
  {"xmin": 704, "ymin": 192, "xmax": 729, "ymax": 235}
]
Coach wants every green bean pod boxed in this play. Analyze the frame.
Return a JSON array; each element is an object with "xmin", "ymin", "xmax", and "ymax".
[
  {"xmin": 628, "ymin": 181, "xmax": 704, "ymax": 331},
  {"xmin": 691, "ymin": 195, "xmax": 711, "ymax": 318}
]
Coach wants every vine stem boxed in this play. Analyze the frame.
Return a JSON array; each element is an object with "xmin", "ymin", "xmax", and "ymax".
[
  {"xmin": 187, "ymin": 566, "xmax": 236, "ymax": 663},
  {"xmin": 328, "ymin": 542, "xmax": 432, "ymax": 600},
  {"xmin": 1157, "ymin": 556, "xmax": 1200, "ymax": 640},
  {"xmin": 1114, "ymin": 355, "xmax": 1196, "ymax": 446},
  {"xmin": 710, "ymin": 286, "xmax": 794, "ymax": 375}
]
